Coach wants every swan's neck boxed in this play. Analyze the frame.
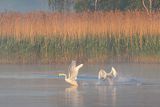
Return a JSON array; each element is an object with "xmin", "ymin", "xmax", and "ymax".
[{"xmin": 59, "ymin": 73, "xmax": 67, "ymax": 79}]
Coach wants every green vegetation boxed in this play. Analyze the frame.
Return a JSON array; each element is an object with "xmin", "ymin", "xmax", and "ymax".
[
  {"xmin": 48, "ymin": 0, "xmax": 160, "ymax": 12},
  {"xmin": 0, "ymin": 34, "xmax": 159, "ymax": 64},
  {"xmin": 0, "ymin": 11, "xmax": 160, "ymax": 64}
]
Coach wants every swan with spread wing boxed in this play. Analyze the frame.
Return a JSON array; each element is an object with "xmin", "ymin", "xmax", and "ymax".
[
  {"xmin": 98, "ymin": 67, "xmax": 118, "ymax": 80},
  {"xmin": 59, "ymin": 60, "xmax": 83, "ymax": 86}
]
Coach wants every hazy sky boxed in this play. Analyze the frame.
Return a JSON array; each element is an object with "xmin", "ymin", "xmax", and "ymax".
[{"xmin": 0, "ymin": 0, "xmax": 50, "ymax": 12}]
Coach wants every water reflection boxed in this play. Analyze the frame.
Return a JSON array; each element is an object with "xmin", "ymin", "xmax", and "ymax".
[
  {"xmin": 0, "ymin": 64, "xmax": 160, "ymax": 107},
  {"xmin": 65, "ymin": 86, "xmax": 83, "ymax": 107},
  {"xmin": 111, "ymin": 87, "xmax": 117, "ymax": 107},
  {"xmin": 96, "ymin": 85, "xmax": 117, "ymax": 107}
]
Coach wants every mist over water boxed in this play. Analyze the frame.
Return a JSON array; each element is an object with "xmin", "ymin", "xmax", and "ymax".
[{"xmin": 0, "ymin": 64, "xmax": 160, "ymax": 107}]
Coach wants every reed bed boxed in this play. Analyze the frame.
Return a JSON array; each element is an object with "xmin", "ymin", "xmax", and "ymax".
[
  {"xmin": 1, "ymin": 11, "xmax": 160, "ymax": 38},
  {"xmin": 0, "ymin": 11, "xmax": 159, "ymax": 64}
]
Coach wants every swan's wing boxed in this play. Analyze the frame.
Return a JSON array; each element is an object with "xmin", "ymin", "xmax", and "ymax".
[
  {"xmin": 111, "ymin": 67, "xmax": 118, "ymax": 78},
  {"xmin": 69, "ymin": 68, "xmax": 77, "ymax": 80},
  {"xmin": 98, "ymin": 69, "xmax": 107, "ymax": 79},
  {"xmin": 75, "ymin": 64, "xmax": 83, "ymax": 71},
  {"xmin": 69, "ymin": 60, "xmax": 76, "ymax": 70},
  {"xmin": 69, "ymin": 64, "xmax": 83, "ymax": 81},
  {"xmin": 68, "ymin": 60, "xmax": 76, "ymax": 78}
]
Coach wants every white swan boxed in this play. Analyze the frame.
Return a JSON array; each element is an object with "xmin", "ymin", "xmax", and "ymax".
[
  {"xmin": 98, "ymin": 67, "xmax": 118, "ymax": 80},
  {"xmin": 59, "ymin": 60, "xmax": 83, "ymax": 86}
]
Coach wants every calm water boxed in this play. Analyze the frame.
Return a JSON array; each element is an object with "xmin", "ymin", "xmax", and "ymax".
[{"xmin": 0, "ymin": 63, "xmax": 160, "ymax": 107}]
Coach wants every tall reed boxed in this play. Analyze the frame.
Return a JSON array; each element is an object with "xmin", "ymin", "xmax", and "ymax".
[
  {"xmin": 0, "ymin": 11, "xmax": 160, "ymax": 38},
  {"xmin": 0, "ymin": 11, "xmax": 159, "ymax": 64}
]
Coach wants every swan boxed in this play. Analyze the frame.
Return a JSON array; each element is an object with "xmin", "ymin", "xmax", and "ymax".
[
  {"xmin": 98, "ymin": 67, "xmax": 118, "ymax": 80},
  {"xmin": 59, "ymin": 60, "xmax": 83, "ymax": 87}
]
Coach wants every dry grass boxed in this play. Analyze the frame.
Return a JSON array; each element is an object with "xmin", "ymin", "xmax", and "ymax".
[
  {"xmin": 0, "ymin": 11, "xmax": 160, "ymax": 38},
  {"xmin": 0, "ymin": 11, "xmax": 159, "ymax": 64}
]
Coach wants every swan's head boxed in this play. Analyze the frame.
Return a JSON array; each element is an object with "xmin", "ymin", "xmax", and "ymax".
[{"xmin": 58, "ymin": 73, "xmax": 66, "ymax": 77}]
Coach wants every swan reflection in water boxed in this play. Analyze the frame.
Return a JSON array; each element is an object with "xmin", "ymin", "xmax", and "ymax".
[
  {"xmin": 96, "ymin": 85, "xmax": 117, "ymax": 106},
  {"xmin": 65, "ymin": 86, "xmax": 83, "ymax": 107}
]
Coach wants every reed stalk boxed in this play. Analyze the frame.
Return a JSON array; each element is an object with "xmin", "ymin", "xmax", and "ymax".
[{"xmin": 0, "ymin": 11, "xmax": 159, "ymax": 64}]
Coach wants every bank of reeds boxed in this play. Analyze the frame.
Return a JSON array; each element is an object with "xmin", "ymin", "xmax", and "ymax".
[{"xmin": 0, "ymin": 11, "xmax": 159, "ymax": 64}]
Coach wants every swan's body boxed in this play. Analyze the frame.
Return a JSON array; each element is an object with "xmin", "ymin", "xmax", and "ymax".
[
  {"xmin": 59, "ymin": 73, "xmax": 79, "ymax": 86},
  {"xmin": 59, "ymin": 61, "xmax": 83, "ymax": 86},
  {"xmin": 98, "ymin": 67, "xmax": 118, "ymax": 80}
]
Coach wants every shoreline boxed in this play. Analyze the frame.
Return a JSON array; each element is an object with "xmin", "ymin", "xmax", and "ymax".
[{"xmin": 0, "ymin": 55, "xmax": 159, "ymax": 64}]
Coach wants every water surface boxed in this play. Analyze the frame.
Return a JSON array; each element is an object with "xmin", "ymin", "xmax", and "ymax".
[{"xmin": 0, "ymin": 63, "xmax": 160, "ymax": 107}]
